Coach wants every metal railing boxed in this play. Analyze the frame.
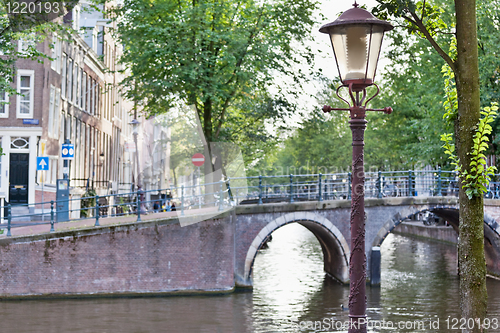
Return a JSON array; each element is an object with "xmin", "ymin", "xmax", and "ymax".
[{"xmin": 1, "ymin": 169, "xmax": 499, "ymax": 236}]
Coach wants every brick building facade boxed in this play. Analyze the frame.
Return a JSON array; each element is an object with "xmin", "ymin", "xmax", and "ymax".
[{"xmin": 0, "ymin": 1, "xmax": 136, "ymax": 212}]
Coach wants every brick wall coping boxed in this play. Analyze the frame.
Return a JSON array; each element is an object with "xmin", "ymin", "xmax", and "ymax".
[{"xmin": 0, "ymin": 208, "xmax": 234, "ymax": 246}]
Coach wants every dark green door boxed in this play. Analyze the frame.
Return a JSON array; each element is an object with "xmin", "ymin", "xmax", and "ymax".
[{"xmin": 9, "ymin": 153, "xmax": 29, "ymax": 204}]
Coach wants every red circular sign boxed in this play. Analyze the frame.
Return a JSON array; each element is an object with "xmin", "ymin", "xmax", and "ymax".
[{"xmin": 192, "ymin": 153, "xmax": 205, "ymax": 167}]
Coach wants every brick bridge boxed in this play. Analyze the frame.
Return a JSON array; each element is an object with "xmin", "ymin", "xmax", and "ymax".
[
  {"xmin": 1, "ymin": 196, "xmax": 500, "ymax": 297},
  {"xmin": 234, "ymin": 197, "xmax": 500, "ymax": 287}
]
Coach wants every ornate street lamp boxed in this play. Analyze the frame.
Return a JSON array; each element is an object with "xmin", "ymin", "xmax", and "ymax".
[
  {"xmin": 99, "ymin": 152, "xmax": 105, "ymax": 186},
  {"xmin": 319, "ymin": 3, "xmax": 393, "ymax": 333},
  {"xmin": 129, "ymin": 118, "xmax": 141, "ymax": 191}
]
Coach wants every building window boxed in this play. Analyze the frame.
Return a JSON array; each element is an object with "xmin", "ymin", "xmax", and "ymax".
[
  {"xmin": 61, "ymin": 53, "xmax": 67, "ymax": 98},
  {"xmin": 11, "ymin": 137, "xmax": 29, "ymax": 149},
  {"xmin": 17, "ymin": 70, "xmax": 34, "ymax": 118},
  {"xmin": 51, "ymin": 35, "xmax": 62, "ymax": 74},
  {"xmin": 73, "ymin": 63, "xmax": 78, "ymax": 105},
  {"xmin": 54, "ymin": 88, "xmax": 60, "ymax": 138},
  {"xmin": 76, "ymin": 64, "xmax": 81, "ymax": 107},
  {"xmin": 0, "ymin": 91, "xmax": 8, "ymax": 118},
  {"xmin": 86, "ymin": 75, "xmax": 91, "ymax": 113},
  {"xmin": 82, "ymin": 72, "xmax": 87, "ymax": 111},
  {"xmin": 48, "ymin": 85, "xmax": 55, "ymax": 137},
  {"xmin": 47, "ymin": 86, "xmax": 60, "ymax": 138},
  {"xmin": 96, "ymin": 84, "xmax": 100, "ymax": 117},
  {"xmin": 80, "ymin": 68, "xmax": 84, "ymax": 108},
  {"xmin": 67, "ymin": 58, "xmax": 73, "ymax": 102},
  {"xmin": 72, "ymin": 5, "xmax": 80, "ymax": 31},
  {"xmin": 18, "ymin": 34, "xmax": 35, "ymax": 54},
  {"xmin": 91, "ymin": 78, "xmax": 96, "ymax": 115},
  {"xmin": 49, "ymin": 157, "xmax": 58, "ymax": 185}
]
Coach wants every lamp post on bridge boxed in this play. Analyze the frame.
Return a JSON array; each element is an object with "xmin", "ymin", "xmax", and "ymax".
[{"xmin": 319, "ymin": 3, "xmax": 393, "ymax": 332}]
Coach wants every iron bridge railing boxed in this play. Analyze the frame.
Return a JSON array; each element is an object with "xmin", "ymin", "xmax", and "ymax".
[{"xmin": 1, "ymin": 169, "xmax": 499, "ymax": 237}]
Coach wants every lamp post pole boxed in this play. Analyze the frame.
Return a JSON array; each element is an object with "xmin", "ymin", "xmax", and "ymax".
[
  {"xmin": 347, "ymin": 101, "xmax": 368, "ymax": 331},
  {"xmin": 319, "ymin": 3, "xmax": 393, "ymax": 332},
  {"xmin": 130, "ymin": 118, "xmax": 143, "ymax": 213},
  {"xmin": 133, "ymin": 130, "xmax": 141, "ymax": 191},
  {"xmin": 323, "ymin": 90, "xmax": 391, "ymax": 332},
  {"xmin": 130, "ymin": 118, "xmax": 141, "ymax": 191}
]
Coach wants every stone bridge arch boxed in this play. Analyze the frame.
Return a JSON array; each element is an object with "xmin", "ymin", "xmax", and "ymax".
[
  {"xmin": 369, "ymin": 205, "xmax": 500, "ymax": 282},
  {"xmin": 239, "ymin": 212, "xmax": 351, "ymax": 287},
  {"xmin": 371, "ymin": 204, "xmax": 458, "ymax": 248}
]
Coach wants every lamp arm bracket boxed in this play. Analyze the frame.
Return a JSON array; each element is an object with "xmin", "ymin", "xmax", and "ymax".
[
  {"xmin": 337, "ymin": 84, "xmax": 352, "ymax": 107},
  {"xmin": 323, "ymin": 105, "xmax": 350, "ymax": 113},
  {"xmin": 363, "ymin": 83, "xmax": 380, "ymax": 107},
  {"xmin": 322, "ymin": 83, "xmax": 392, "ymax": 114},
  {"xmin": 366, "ymin": 107, "xmax": 393, "ymax": 114}
]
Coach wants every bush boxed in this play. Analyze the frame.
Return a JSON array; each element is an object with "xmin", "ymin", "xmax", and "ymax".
[{"xmin": 80, "ymin": 189, "xmax": 97, "ymax": 218}]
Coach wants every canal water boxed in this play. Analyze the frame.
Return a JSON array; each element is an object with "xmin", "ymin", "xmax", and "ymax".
[{"xmin": 1, "ymin": 223, "xmax": 499, "ymax": 332}]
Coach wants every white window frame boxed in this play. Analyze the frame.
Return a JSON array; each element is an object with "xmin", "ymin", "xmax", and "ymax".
[
  {"xmin": 54, "ymin": 88, "xmax": 60, "ymax": 138},
  {"xmin": 51, "ymin": 35, "xmax": 62, "ymax": 74},
  {"xmin": 18, "ymin": 34, "xmax": 35, "ymax": 54},
  {"xmin": 73, "ymin": 63, "xmax": 78, "ymax": 105},
  {"xmin": 61, "ymin": 53, "xmax": 67, "ymax": 99},
  {"xmin": 48, "ymin": 85, "xmax": 55, "ymax": 137},
  {"xmin": 76, "ymin": 66, "xmax": 81, "ymax": 108},
  {"xmin": 51, "ymin": 35, "xmax": 57, "ymax": 71},
  {"xmin": 82, "ymin": 72, "xmax": 87, "ymax": 111},
  {"xmin": 72, "ymin": 5, "xmax": 81, "ymax": 31},
  {"xmin": 68, "ymin": 58, "xmax": 73, "ymax": 103},
  {"xmin": 0, "ymin": 91, "xmax": 8, "ymax": 118},
  {"xmin": 16, "ymin": 69, "xmax": 34, "ymax": 119}
]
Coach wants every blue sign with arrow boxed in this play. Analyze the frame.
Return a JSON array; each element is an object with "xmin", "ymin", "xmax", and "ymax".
[{"xmin": 37, "ymin": 157, "xmax": 49, "ymax": 171}]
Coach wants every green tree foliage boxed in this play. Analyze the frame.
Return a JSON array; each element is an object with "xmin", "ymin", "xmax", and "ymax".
[
  {"xmin": 247, "ymin": 77, "xmax": 354, "ymax": 176},
  {"xmin": 368, "ymin": 30, "xmax": 452, "ymax": 169},
  {"xmin": 375, "ymin": 0, "xmax": 489, "ymax": 328},
  {"xmin": 253, "ymin": 0, "xmax": 500, "ymax": 178},
  {"xmin": 442, "ymin": 104, "xmax": 498, "ymax": 199},
  {"xmin": 112, "ymin": 0, "xmax": 321, "ymax": 170},
  {"xmin": 476, "ymin": 1, "xmax": 500, "ymax": 159},
  {"xmin": 0, "ymin": 0, "xmax": 80, "ymax": 95}
]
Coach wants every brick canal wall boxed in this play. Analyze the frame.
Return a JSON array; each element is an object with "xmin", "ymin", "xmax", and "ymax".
[
  {"xmin": 394, "ymin": 221, "xmax": 458, "ymax": 244},
  {"xmin": 0, "ymin": 211, "xmax": 235, "ymax": 298}
]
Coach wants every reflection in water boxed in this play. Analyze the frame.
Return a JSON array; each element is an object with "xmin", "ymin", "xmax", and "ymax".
[{"xmin": 0, "ymin": 224, "xmax": 498, "ymax": 333}]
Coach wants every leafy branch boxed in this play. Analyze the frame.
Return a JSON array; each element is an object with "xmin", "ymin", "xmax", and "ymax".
[
  {"xmin": 441, "ymin": 64, "xmax": 457, "ymax": 121},
  {"xmin": 442, "ymin": 37, "xmax": 458, "ymax": 122},
  {"xmin": 441, "ymin": 103, "xmax": 498, "ymax": 199}
]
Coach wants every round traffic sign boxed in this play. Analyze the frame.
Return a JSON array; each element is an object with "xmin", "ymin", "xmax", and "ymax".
[{"xmin": 192, "ymin": 153, "xmax": 205, "ymax": 167}]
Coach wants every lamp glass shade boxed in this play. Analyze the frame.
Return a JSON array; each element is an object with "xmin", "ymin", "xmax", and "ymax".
[
  {"xmin": 329, "ymin": 24, "xmax": 385, "ymax": 86},
  {"xmin": 129, "ymin": 118, "xmax": 140, "ymax": 134}
]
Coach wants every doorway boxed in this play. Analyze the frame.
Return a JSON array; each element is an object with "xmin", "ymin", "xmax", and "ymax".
[{"xmin": 9, "ymin": 153, "xmax": 29, "ymax": 204}]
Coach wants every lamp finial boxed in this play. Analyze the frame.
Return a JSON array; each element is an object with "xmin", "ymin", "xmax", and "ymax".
[{"xmin": 353, "ymin": 1, "xmax": 359, "ymax": 8}]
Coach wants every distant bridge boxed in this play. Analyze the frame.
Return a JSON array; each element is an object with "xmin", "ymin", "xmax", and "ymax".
[{"xmin": 2, "ymin": 170, "xmax": 500, "ymax": 298}]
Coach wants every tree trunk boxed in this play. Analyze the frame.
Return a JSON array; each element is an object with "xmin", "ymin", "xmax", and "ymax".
[
  {"xmin": 454, "ymin": 0, "xmax": 488, "ymax": 330},
  {"xmin": 202, "ymin": 99, "xmax": 218, "ymax": 204}
]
